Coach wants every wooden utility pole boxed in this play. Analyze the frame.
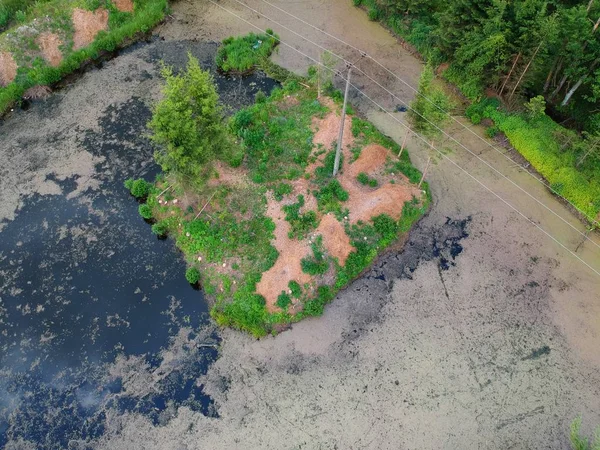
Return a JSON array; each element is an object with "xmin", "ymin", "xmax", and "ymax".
[
  {"xmin": 418, "ymin": 157, "xmax": 431, "ymax": 189},
  {"xmin": 333, "ymin": 65, "xmax": 352, "ymax": 177},
  {"xmin": 398, "ymin": 132, "xmax": 409, "ymax": 157}
]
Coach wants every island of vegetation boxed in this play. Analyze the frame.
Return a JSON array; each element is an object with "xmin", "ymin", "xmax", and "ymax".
[{"xmin": 126, "ymin": 33, "xmax": 430, "ymax": 337}]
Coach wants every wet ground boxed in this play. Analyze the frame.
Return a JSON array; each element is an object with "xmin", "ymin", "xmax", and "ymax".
[
  {"xmin": 2, "ymin": 0, "xmax": 600, "ymax": 448},
  {"xmin": 0, "ymin": 40, "xmax": 276, "ymax": 448}
]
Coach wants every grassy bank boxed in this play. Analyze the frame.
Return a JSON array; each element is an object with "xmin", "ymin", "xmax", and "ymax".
[
  {"xmin": 467, "ymin": 99, "xmax": 600, "ymax": 224},
  {"xmin": 130, "ymin": 41, "xmax": 430, "ymax": 337},
  {"xmin": 0, "ymin": 0, "xmax": 168, "ymax": 115}
]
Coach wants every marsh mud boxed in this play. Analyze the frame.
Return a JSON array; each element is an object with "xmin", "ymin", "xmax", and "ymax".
[{"xmin": 0, "ymin": 40, "xmax": 276, "ymax": 448}]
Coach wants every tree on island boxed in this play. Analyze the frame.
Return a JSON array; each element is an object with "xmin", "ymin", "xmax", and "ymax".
[{"xmin": 148, "ymin": 53, "xmax": 234, "ymax": 185}]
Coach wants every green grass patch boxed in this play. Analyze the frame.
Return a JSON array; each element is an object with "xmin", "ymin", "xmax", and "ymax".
[
  {"xmin": 216, "ymin": 30, "xmax": 279, "ymax": 74},
  {"xmin": 300, "ymin": 236, "xmax": 329, "ymax": 275},
  {"xmin": 282, "ymin": 194, "xmax": 318, "ymax": 239},
  {"xmin": 357, "ymin": 172, "xmax": 378, "ymax": 187}
]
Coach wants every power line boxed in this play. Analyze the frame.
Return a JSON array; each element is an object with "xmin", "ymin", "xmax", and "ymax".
[
  {"xmin": 253, "ymin": 0, "xmax": 600, "ymax": 228},
  {"xmin": 205, "ymin": 0, "xmax": 600, "ymax": 278},
  {"xmin": 224, "ymin": 0, "xmax": 600, "ymax": 252}
]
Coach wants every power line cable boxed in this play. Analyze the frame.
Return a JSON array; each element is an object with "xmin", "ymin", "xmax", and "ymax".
[
  {"xmin": 205, "ymin": 0, "xmax": 600, "ymax": 278},
  {"xmin": 254, "ymin": 0, "xmax": 600, "ymax": 228},
  {"xmin": 227, "ymin": 0, "xmax": 600, "ymax": 251}
]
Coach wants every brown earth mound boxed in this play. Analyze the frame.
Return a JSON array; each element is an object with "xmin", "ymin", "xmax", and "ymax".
[
  {"xmin": 72, "ymin": 8, "xmax": 109, "ymax": 50},
  {"xmin": 345, "ymin": 182, "xmax": 418, "ymax": 224},
  {"xmin": 256, "ymin": 196, "xmax": 313, "ymax": 312},
  {"xmin": 113, "ymin": 0, "xmax": 134, "ymax": 12},
  {"xmin": 0, "ymin": 52, "xmax": 17, "ymax": 86},
  {"xmin": 38, "ymin": 33, "xmax": 63, "ymax": 67},
  {"xmin": 316, "ymin": 214, "xmax": 352, "ymax": 265},
  {"xmin": 346, "ymin": 144, "xmax": 388, "ymax": 178},
  {"xmin": 308, "ymin": 110, "xmax": 354, "ymax": 173}
]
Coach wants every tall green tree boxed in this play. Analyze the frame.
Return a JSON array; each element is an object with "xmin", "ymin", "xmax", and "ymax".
[{"xmin": 148, "ymin": 54, "xmax": 230, "ymax": 183}]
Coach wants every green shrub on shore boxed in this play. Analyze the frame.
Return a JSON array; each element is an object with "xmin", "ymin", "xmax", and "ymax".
[
  {"xmin": 216, "ymin": 31, "xmax": 279, "ymax": 74},
  {"xmin": 138, "ymin": 204, "xmax": 152, "ymax": 219},
  {"xmin": 125, "ymin": 178, "xmax": 150, "ymax": 199},
  {"xmin": 185, "ymin": 267, "xmax": 201, "ymax": 285}
]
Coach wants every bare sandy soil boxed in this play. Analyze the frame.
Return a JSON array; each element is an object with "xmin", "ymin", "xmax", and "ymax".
[
  {"xmin": 1, "ymin": 0, "xmax": 599, "ymax": 448},
  {"xmin": 72, "ymin": 8, "xmax": 109, "ymax": 50},
  {"xmin": 0, "ymin": 51, "xmax": 17, "ymax": 86},
  {"xmin": 38, "ymin": 32, "xmax": 63, "ymax": 67}
]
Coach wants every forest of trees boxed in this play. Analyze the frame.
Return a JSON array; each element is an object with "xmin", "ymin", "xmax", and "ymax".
[{"xmin": 359, "ymin": 0, "xmax": 600, "ymax": 133}]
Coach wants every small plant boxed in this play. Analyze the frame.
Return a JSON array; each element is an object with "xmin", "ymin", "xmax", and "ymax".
[
  {"xmin": 125, "ymin": 178, "xmax": 150, "ymax": 199},
  {"xmin": 356, "ymin": 172, "xmax": 378, "ymax": 187},
  {"xmin": 301, "ymin": 236, "xmax": 329, "ymax": 275},
  {"xmin": 569, "ymin": 417, "xmax": 600, "ymax": 450},
  {"xmin": 367, "ymin": 7, "xmax": 380, "ymax": 21},
  {"xmin": 255, "ymin": 90, "xmax": 267, "ymax": 103},
  {"xmin": 216, "ymin": 32, "xmax": 279, "ymax": 74},
  {"xmin": 283, "ymin": 195, "xmax": 318, "ymax": 239},
  {"xmin": 485, "ymin": 126, "xmax": 500, "ymax": 138},
  {"xmin": 288, "ymin": 280, "xmax": 302, "ymax": 298},
  {"xmin": 138, "ymin": 204, "xmax": 153, "ymax": 219},
  {"xmin": 273, "ymin": 182, "xmax": 293, "ymax": 201},
  {"xmin": 353, "ymin": 0, "xmax": 362, "ymax": 5},
  {"xmin": 151, "ymin": 221, "xmax": 168, "ymax": 236},
  {"xmin": 185, "ymin": 267, "xmax": 201, "ymax": 285},
  {"xmin": 276, "ymin": 291, "xmax": 292, "ymax": 310},
  {"xmin": 524, "ymin": 95, "xmax": 546, "ymax": 120},
  {"xmin": 316, "ymin": 179, "xmax": 349, "ymax": 216}
]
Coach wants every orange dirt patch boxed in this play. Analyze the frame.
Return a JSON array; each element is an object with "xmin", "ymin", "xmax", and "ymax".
[
  {"xmin": 308, "ymin": 110, "xmax": 354, "ymax": 174},
  {"xmin": 72, "ymin": 8, "xmax": 109, "ymax": 50},
  {"xmin": 256, "ymin": 196, "xmax": 313, "ymax": 313},
  {"xmin": 316, "ymin": 214, "xmax": 352, "ymax": 265},
  {"xmin": 113, "ymin": 0, "xmax": 134, "ymax": 12},
  {"xmin": 0, "ymin": 52, "xmax": 17, "ymax": 87},
  {"xmin": 345, "ymin": 182, "xmax": 418, "ymax": 224},
  {"xmin": 38, "ymin": 33, "xmax": 63, "ymax": 67},
  {"xmin": 346, "ymin": 144, "xmax": 389, "ymax": 178}
]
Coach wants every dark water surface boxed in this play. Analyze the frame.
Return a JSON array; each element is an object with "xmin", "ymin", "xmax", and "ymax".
[{"xmin": 0, "ymin": 40, "xmax": 278, "ymax": 448}]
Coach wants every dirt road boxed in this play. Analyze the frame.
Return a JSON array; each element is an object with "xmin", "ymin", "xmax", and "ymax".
[{"xmin": 1, "ymin": 0, "xmax": 599, "ymax": 448}]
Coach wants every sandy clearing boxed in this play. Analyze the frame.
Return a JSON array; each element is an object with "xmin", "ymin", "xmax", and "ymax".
[
  {"xmin": 0, "ymin": 52, "xmax": 17, "ymax": 86},
  {"xmin": 38, "ymin": 32, "xmax": 63, "ymax": 67},
  {"xmin": 72, "ymin": 8, "xmax": 109, "ymax": 50},
  {"xmin": 113, "ymin": 0, "xmax": 134, "ymax": 13},
  {"xmin": 256, "ymin": 195, "xmax": 313, "ymax": 312},
  {"xmin": 316, "ymin": 213, "xmax": 352, "ymax": 265}
]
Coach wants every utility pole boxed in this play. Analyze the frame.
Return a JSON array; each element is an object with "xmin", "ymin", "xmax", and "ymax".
[
  {"xmin": 333, "ymin": 64, "xmax": 352, "ymax": 177},
  {"xmin": 418, "ymin": 157, "xmax": 431, "ymax": 189}
]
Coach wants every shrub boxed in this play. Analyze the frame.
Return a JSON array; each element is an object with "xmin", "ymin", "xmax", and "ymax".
[
  {"xmin": 216, "ymin": 32, "xmax": 279, "ymax": 74},
  {"xmin": 138, "ymin": 204, "xmax": 153, "ymax": 219},
  {"xmin": 273, "ymin": 182, "xmax": 293, "ymax": 201},
  {"xmin": 185, "ymin": 267, "xmax": 201, "ymax": 284},
  {"xmin": 283, "ymin": 195, "xmax": 318, "ymax": 239},
  {"xmin": 288, "ymin": 280, "xmax": 302, "ymax": 298},
  {"xmin": 151, "ymin": 221, "xmax": 168, "ymax": 236},
  {"xmin": 353, "ymin": 0, "xmax": 362, "ymax": 5},
  {"xmin": 367, "ymin": 7, "xmax": 381, "ymax": 21},
  {"xmin": 485, "ymin": 126, "xmax": 499, "ymax": 138},
  {"xmin": 316, "ymin": 179, "xmax": 349, "ymax": 216},
  {"xmin": 125, "ymin": 178, "xmax": 150, "ymax": 198},
  {"xmin": 276, "ymin": 291, "xmax": 292, "ymax": 310},
  {"xmin": 301, "ymin": 236, "xmax": 329, "ymax": 275},
  {"xmin": 357, "ymin": 172, "xmax": 378, "ymax": 187}
]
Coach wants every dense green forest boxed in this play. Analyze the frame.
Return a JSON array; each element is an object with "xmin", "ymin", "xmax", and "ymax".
[{"xmin": 357, "ymin": 0, "xmax": 600, "ymax": 133}]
